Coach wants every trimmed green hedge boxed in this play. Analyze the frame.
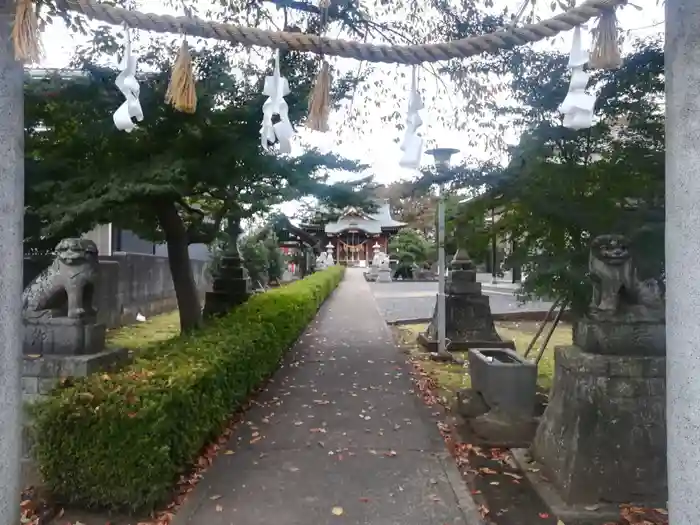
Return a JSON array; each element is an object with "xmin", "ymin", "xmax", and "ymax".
[{"xmin": 33, "ymin": 266, "xmax": 345, "ymax": 512}]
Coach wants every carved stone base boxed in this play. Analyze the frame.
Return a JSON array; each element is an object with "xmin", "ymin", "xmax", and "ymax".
[
  {"xmin": 455, "ymin": 389, "xmax": 538, "ymax": 448},
  {"xmin": 23, "ymin": 317, "xmax": 106, "ymax": 356},
  {"xmin": 574, "ymin": 316, "xmax": 665, "ymax": 356},
  {"xmin": 420, "ymin": 292, "xmax": 511, "ymax": 352},
  {"xmin": 532, "ymin": 346, "xmax": 666, "ymax": 506},
  {"xmin": 376, "ymin": 268, "xmax": 392, "ymax": 283},
  {"xmin": 203, "ymin": 289, "xmax": 249, "ymax": 318},
  {"xmin": 511, "ymin": 449, "xmax": 623, "ymax": 525},
  {"xmin": 22, "ymin": 348, "xmax": 129, "ymax": 486}
]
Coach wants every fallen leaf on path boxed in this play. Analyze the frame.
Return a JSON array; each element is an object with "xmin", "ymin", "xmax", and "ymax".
[
  {"xmin": 249, "ymin": 436, "xmax": 261, "ymax": 444},
  {"xmin": 332, "ymin": 506, "xmax": 344, "ymax": 516},
  {"xmin": 503, "ymin": 472, "xmax": 523, "ymax": 480},
  {"xmin": 215, "ymin": 504, "xmax": 223, "ymax": 512},
  {"xmin": 539, "ymin": 512, "xmax": 550, "ymax": 518},
  {"xmin": 478, "ymin": 467, "xmax": 498, "ymax": 475},
  {"xmin": 224, "ymin": 450, "xmax": 234, "ymax": 455},
  {"xmin": 209, "ymin": 495, "xmax": 222, "ymax": 500},
  {"xmin": 384, "ymin": 450, "xmax": 398, "ymax": 457}
]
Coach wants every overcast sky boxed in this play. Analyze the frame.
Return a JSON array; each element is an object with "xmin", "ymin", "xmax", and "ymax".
[{"xmin": 35, "ymin": 0, "xmax": 664, "ymax": 213}]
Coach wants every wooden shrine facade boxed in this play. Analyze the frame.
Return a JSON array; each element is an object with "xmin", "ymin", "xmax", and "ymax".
[{"xmin": 299, "ymin": 201, "xmax": 407, "ymax": 267}]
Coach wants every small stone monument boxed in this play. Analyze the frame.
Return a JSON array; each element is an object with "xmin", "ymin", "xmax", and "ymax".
[
  {"xmin": 418, "ymin": 249, "xmax": 513, "ymax": 352},
  {"xmin": 21, "ymin": 238, "xmax": 128, "ymax": 484},
  {"xmin": 515, "ymin": 234, "xmax": 666, "ymax": 522},
  {"xmin": 204, "ymin": 222, "xmax": 252, "ymax": 318},
  {"xmin": 376, "ymin": 254, "xmax": 393, "ymax": 283},
  {"xmin": 366, "ymin": 243, "xmax": 383, "ymax": 281},
  {"xmin": 325, "ymin": 242, "xmax": 335, "ymax": 266},
  {"xmin": 315, "ymin": 251, "xmax": 329, "ymax": 271}
]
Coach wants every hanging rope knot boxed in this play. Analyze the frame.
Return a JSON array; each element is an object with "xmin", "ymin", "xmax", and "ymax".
[
  {"xmin": 165, "ymin": 35, "xmax": 198, "ymax": 114},
  {"xmin": 590, "ymin": 6, "xmax": 623, "ymax": 69},
  {"xmin": 13, "ymin": 0, "xmax": 43, "ymax": 63},
  {"xmin": 306, "ymin": 0, "xmax": 332, "ymax": 132}
]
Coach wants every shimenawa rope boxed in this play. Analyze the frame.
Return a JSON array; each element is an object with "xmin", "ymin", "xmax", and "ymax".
[{"xmin": 46, "ymin": 0, "xmax": 626, "ymax": 65}]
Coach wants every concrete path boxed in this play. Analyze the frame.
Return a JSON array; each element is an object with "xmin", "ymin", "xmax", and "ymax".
[{"xmin": 172, "ymin": 268, "xmax": 480, "ymax": 525}]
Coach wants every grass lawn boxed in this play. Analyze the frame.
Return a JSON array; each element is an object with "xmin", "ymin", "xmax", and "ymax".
[
  {"xmin": 106, "ymin": 310, "xmax": 181, "ymax": 352},
  {"xmin": 393, "ymin": 320, "xmax": 572, "ymax": 402}
]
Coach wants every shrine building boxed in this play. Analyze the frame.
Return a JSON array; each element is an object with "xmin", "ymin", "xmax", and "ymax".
[{"xmin": 299, "ymin": 200, "xmax": 407, "ymax": 267}]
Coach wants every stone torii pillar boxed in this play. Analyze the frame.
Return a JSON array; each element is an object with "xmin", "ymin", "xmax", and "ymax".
[
  {"xmin": 0, "ymin": 1, "xmax": 24, "ymax": 523},
  {"xmin": 666, "ymin": 1, "xmax": 700, "ymax": 522}
]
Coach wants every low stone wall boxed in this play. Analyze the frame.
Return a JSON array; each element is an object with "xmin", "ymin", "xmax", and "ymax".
[
  {"xmin": 98, "ymin": 252, "xmax": 210, "ymax": 328},
  {"xmin": 24, "ymin": 252, "xmax": 211, "ymax": 330}
]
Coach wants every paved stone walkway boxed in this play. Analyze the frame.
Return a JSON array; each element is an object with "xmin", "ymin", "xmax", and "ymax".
[{"xmin": 172, "ymin": 268, "xmax": 481, "ymax": 525}]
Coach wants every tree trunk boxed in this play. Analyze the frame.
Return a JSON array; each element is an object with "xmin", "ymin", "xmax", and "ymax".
[{"xmin": 157, "ymin": 201, "xmax": 203, "ymax": 333}]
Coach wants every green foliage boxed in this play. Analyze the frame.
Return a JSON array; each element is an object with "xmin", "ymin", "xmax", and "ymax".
[
  {"xmin": 25, "ymin": 41, "xmax": 363, "ymax": 332},
  {"xmin": 25, "ymin": 47, "xmax": 361, "ymax": 244},
  {"xmin": 388, "ymin": 228, "xmax": 433, "ymax": 266},
  {"xmin": 264, "ymin": 233, "xmax": 286, "ymax": 282},
  {"xmin": 452, "ymin": 38, "xmax": 664, "ymax": 313},
  {"xmin": 32, "ymin": 266, "xmax": 345, "ymax": 512},
  {"xmin": 240, "ymin": 235, "xmax": 269, "ymax": 285}
]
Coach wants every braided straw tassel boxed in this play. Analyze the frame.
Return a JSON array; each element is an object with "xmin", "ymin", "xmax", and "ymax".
[
  {"xmin": 165, "ymin": 39, "xmax": 197, "ymax": 113},
  {"xmin": 589, "ymin": 8, "xmax": 622, "ymax": 70},
  {"xmin": 307, "ymin": 60, "xmax": 331, "ymax": 132},
  {"xmin": 12, "ymin": 0, "xmax": 43, "ymax": 63}
]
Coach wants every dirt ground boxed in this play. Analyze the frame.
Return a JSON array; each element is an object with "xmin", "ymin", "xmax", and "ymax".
[{"xmin": 394, "ymin": 321, "xmax": 669, "ymax": 525}]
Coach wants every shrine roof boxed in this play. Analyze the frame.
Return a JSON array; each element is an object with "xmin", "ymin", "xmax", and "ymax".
[{"xmin": 324, "ymin": 201, "xmax": 407, "ymax": 234}]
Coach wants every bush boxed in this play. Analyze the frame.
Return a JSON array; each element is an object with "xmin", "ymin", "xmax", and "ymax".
[{"xmin": 32, "ymin": 266, "xmax": 345, "ymax": 512}]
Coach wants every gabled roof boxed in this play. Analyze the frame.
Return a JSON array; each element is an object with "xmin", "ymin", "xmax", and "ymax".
[{"xmin": 324, "ymin": 200, "xmax": 407, "ymax": 234}]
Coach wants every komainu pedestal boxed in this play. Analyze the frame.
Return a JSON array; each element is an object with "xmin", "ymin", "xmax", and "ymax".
[
  {"xmin": 419, "ymin": 250, "xmax": 512, "ymax": 352},
  {"xmin": 20, "ymin": 238, "xmax": 128, "ymax": 485},
  {"xmin": 524, "ymin": 234, "xmax": 667, "ymax": 521},
  {"xmin": 532, "ymin": 346, "xmax": 665, "ymax": 505}
]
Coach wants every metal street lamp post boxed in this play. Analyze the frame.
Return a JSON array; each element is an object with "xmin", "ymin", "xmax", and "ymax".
[{"xmin": 426, "ymin": 147, "xmax": 459, "ymax": 357}]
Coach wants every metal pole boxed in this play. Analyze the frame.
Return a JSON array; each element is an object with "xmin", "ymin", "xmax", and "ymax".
[
  {"xmin": 491, "ymin": 208, "xmax": 497, "ymax": 284},
  {"xmin": 0, "ymin": 1, "xmax": 25, "ymax": 522},
  {"xmin": 426, "ymin": 147, "xmax": 459, "ymax": 358},
  {"xmin": 437, "ymin": 184, "xmax": 446, "ymax": 355},
  {"xmin": 667, "ymin": 1, "xmax": 700, "ymax": 522}
]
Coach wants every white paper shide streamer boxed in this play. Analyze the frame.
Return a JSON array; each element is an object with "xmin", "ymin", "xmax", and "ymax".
[
  {"xmin": 399, "ymin": 67, "xmax": 424, "ymax": 169},
  {"xmin": 559, "ymin": 26, "xmax": 596, "ymax": 130},
  {"xmin": 261, "ymin": 50, "xmax": 294, "ymax": 154},
  {"xmin": 113, "ymin": 27, "xmax": 144, "ymax": 133}
]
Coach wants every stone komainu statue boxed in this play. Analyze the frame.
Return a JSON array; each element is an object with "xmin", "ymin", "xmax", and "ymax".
[
  {"xmin": 588, "ymin": 233, "xmax": 663, "ymax": 315},
  {"xmin": 22, "ymin": 238, "xmax": 99, "ymax": 319}
]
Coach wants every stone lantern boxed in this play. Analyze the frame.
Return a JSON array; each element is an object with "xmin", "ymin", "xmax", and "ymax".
[{"xmin": 325, "ymin": 242, "xmax": 335, "ymax": 266}]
